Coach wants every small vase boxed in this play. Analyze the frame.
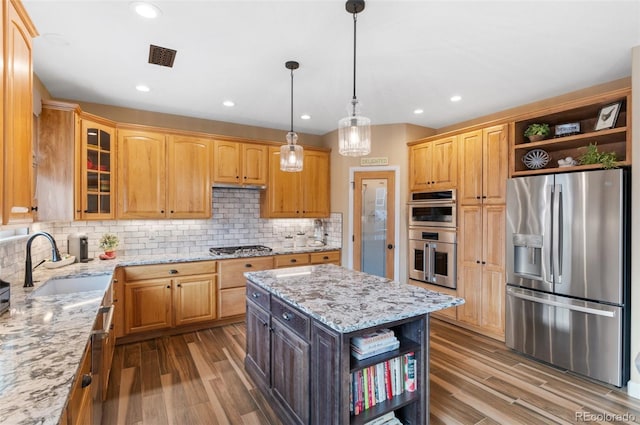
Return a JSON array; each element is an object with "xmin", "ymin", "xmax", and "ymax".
[
  {"xmin": 103, "ymin": 250, "xmax": 116, "ymax": 259},
  {"xmin": 527, "ymin": 134, "xmax": 545, "ymax": 142}
]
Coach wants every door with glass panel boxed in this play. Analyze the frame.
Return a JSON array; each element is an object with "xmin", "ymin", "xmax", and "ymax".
[
  {"xmin": 353, "ymin": 171, "xmax": 395, "ymax": 279},
  {"xmin": 78, "ymin": 119, "xmax": 115, "ymax": 219}
]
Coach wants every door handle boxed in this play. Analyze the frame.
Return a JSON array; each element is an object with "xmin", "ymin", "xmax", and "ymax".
[{"xmin": 508, "ymin": 288, "xmax": 616, "ymax": 317}]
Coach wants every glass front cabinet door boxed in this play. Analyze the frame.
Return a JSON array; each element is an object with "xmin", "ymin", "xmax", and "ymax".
[{"xmin": 77, "ymin": 119, "xmax": 116, "ymax": 219}]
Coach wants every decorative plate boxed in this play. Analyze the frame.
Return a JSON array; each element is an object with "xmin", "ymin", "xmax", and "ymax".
[{"xmin": 522, "ymin": 149, "xmax": 550, "ymax": 169}]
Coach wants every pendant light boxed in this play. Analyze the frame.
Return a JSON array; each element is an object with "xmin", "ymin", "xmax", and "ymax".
[
  {"xmin": 338, "ymin": 0, "xmax": 371, "ymax": 157},
  {"xmin": 280, "ymin": 61, "xmax": 304, "ymax": 172}
]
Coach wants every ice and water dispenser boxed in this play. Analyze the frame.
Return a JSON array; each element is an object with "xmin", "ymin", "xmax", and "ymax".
[{"xmin": 512, "ymin": 234, "xmax": 543, "ymax": 278}]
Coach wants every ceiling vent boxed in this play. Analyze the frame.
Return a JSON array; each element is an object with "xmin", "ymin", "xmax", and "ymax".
[{"xmin": 148, "ymin": 44, "xmax": 176, "ymax": 67}]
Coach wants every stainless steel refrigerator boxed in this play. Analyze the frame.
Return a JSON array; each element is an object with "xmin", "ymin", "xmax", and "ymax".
[{"xmin": 505, "ymin": 168, "xmax": 630, "ymax": 387}]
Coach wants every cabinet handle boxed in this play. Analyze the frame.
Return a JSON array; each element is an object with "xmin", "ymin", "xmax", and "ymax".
[
  {"xmin": 290, "ymin": 259, "xmax": 297, "ymax": 263},
  {"xmin": 323, "ymin": 256, "xmax": 329, "ymax": 260},
  {"xmin": 177, "ymin": 284, "xmax": 182, "ymax": 287},
  {"xmin": 166, "ymin": 285, "xmax": 171, "ymax": 289},
  {"xmin": 262, "ymin": 321, "xmax": 268, "ymax": 327},
  {"xmin": 282, "ymin": 312, "xmax": 292, "ymax": 321},
  {"xmin": 476, "ymin": 196, "xmax": 481, "ymax": 199},
  {"xmin": 113, "ymin": 279, "xmax": 118, "ymax": 283},
  {"xmin": 169, "ymin": 269, "xmax": 178, "ymax": 274},
  {"xmin": 252, "ymin": 292, "xmax": 261, "ymax": 298},
  {"xmin": 84, "ymin": 210, "xmax": 89, "ymax": 213},
  {"xmin": 161, "ymin": 210, "xmax": 165, "ymax": 213},
  {"xmin": 245, "ymin": 263, "xmax": 253, "ymax": 268},
  {"xmin": 31, "ymin": 206, "xmax": 38, "ymax": 212},
  {"xmin": 81, "ymin": 374, "xmax": 92, "ymax": 388},
  {"xmin": 244, "ymin": 176, "xmax": 247, "ymax": 179},
  {"xmin": 113, "ymin": 299, "xmax": 118, "ymax": 303},
  {"xmin": 481, "ymin": 261, "xmax": 486, "ymax": 265},
  {"xmin": 170, "ymin": 210, "xmax": 174, "ymax": 213},
  {"xmin": 476, "ymin": 260, "xmax": 480, "ymax": 264},
  {"xmin": 76, "ymin": 209, "xmax": 81, "ymax": 213},
  {"xmin": 236, "ymin": 175, "xmax": 240, "ymax": 179},
  {"xmin": 432, "ymin": 181, "xmax": 435, "ymax": 184},
  {"xmin": 482, "ymin": 196, "xmax": 487, "ymax": 199}
]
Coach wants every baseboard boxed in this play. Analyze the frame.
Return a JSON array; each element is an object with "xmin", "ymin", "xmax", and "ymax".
[{"xmin": 627, "ymin": 379, "xmax": 640, "ymax": 399}]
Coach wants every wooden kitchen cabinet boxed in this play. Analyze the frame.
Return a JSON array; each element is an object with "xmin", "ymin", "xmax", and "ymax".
[
  {"xmin": 79, "ymin": 118, "xmax": 116, "ymax": 219},
  {"xmin": 274, "ymin": 253, "xmax": 311, "ymax": 268},
  {"xmin": 260, "ymin": 147, "xmax": 330, "ymax": 218},
  {"xmin": 117, "ymin": 128, "xmax": 211, "ymax": 219},
  {"xmin": 64, "ymin": 342, "xmax": 93, "ymax": 425},
  {"xmin": 457, "ymin": 204, "xmax": 506, "ymax": 340},
  {"xmin": 409, "ymin": 136, "xmax": 457, "ymax": 191},
  {"xmin": 458, "ymin": 124, "xmax": 509, "ymax": 205},
  {"xmin": 122, "ymin": 261, "xmax": 217, "ymax": 335},
  {"xmin": 212, "ymin": 139, "xmax": 268, "ymax": 186},
  {"xmin": 218, "ymin": 256, "xmax": 273, "ymax": 318},
  {"xmin": 2, "ymin": 0, "xmax": 37, "ymax": 224}
]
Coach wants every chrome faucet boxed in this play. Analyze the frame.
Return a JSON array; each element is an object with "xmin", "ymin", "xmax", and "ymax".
[{"xmin": 24, "ymin": 232, "xmax": 62, "ymax": 287}]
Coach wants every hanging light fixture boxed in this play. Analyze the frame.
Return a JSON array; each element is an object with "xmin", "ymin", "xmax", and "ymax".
[
  {"xmin": 338, "ymin": 0, "xmax": 371, "ymax": 157},
  {"xmin": 280, "ymin": 60, "xmax": 304, "ymax": 172}
]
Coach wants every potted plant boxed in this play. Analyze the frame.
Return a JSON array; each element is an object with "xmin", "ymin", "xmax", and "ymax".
[
  {"xmin": 99, "ymin": 233, "xmax": 119, "ymax": 259},
  {"xmin": 578, "ymin": 143, "xmax": 617, "ymax": 169},
  {"xmin": 524, "ymin": 123, "xmax": 551, "ymax": 142}
]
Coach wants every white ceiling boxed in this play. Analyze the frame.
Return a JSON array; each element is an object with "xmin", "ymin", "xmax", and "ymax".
[{"xmin": 24, "ymin": 1, "xmax": 640, "ymax": 136}]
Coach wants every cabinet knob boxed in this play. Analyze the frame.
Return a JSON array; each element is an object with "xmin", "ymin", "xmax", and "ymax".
[
  {"xmin": 282, "ymin": 312, "xmax": 292, "ymax": 321},
  {"xmin": 177, "ymin": 284, "xmax": 182, "ymax": 287},
  {"xmin": 81, "ymin": 374, "xmax": 92, "ymax": 388},
  {"xmin": 170, "ymin": 210, "xmax": 174, "ymax": 213},
  {"xmin": 113, "ymin": 279, "xmax": 118, "ymax": 283},
  {"xmin": 161, "ymin": 210, "xmax": 165, "ymax": 213},
  {"xmin": 323, "ymin": 256, "xmax": 329, "ymax": 260},
  {"xmin": 245, "ymin": 263, "xmax": 253, "ymax": 268},
  {"xmin": 169, "ymin": 269, "xmax": 178, "ymax": 274},
  {"xmin": 476, "ymin": 260, "xmax": 481, "ymax": 264},
  {"xmin": 290, "ymin": 259, "xmax": 297, "ymax": 263},
  {"xmin": 481, "ymin": 261, "xmax": 486, "ymax": 265},
  {"xmin": 166, "ymin": 285, "xmax": 171, "ymax": 289},
  {"xmin": 432, "ymin": 181, "xmax": 435, "ymax": 184},
  {"xmin": 252, "ymin": 292, "xmax": 261, "ymax": 298},
  {"xmin": 236, "ymin": 176, "xmax": 240, "ymax": 179},
  {"xmin": 387, "ymin": 244, "xmax": 394, "ymax": 250},
  {"xmin": 244, "ymin": 176, "xmax": 247, "ymax": 179},
  {"xmin": 31, "ymin": 206, "xmax": 38, "ymax": 212},
  {"xmin": 262, "ymin": 321, "xmax": 268, "ymax": 327},
  {"xmin": 84, "ymin": 210, "xmax": 89, "ymax": 213},
  {"xmin": 76, "ymin": 210, "xmax": 81, "ymax": 213},
  {"xmin": 476, "ymin": 196, "xmax": 481, "ymax": 199},
  {"xmin": 482, "ymin": 196, "xmax": 487, "ymax": 199}
]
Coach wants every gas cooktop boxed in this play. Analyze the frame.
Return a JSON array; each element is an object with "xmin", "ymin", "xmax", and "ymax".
[{"xmin": 209, "ymin": 245, "xmax": 272, "ymax": 256}]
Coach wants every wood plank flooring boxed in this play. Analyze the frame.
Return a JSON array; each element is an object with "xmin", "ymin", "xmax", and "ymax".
[{"xmin": 103, "ymin": 319, "xmax": 640, "ymax": 424}]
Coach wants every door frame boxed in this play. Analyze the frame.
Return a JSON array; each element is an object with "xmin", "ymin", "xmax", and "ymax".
[{"xmin": 348, "ymin": 166, "xmax": 400, "ymax": 281}]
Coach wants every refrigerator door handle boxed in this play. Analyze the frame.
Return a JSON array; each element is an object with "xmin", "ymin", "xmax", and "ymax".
[
  {"xmin": 546, "ymin": 184, "xmax": 554, "ymax": 283},
  {"xmin": 556, "ymin": 184, "xmax": 563, "ymax": 282},
  {"xmin": 507, "ymin": 288, "xmax": 616, "ymax": 318}
]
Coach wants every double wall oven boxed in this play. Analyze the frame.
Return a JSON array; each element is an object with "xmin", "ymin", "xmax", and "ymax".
[{"xmin": 408, "ymin": 190, "xmax": 457, "ymax": 289}]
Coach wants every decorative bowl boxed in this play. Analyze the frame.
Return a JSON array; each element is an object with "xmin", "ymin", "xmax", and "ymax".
[{"xmin": 522, "ymin": 149, "xmax": 550, "ymax": 169}]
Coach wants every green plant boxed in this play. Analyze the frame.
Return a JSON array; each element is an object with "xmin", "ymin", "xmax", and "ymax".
[
  {"xmin": 578, "ymin": 143, "xmax": 617, "ymax": 169},
  {"xmin": 99, "ymin": 233, "xmax": 119, "ymax": 251},
  {"xmin": 524, "ymin": 123, "xmax": 551, "ymax": 138}
]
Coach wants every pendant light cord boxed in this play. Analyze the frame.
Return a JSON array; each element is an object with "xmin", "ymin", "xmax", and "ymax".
[
  {"xmin": 352, "ymin": 11, "xmax": 358, "ymax": 116},
  {"xmin": 290, "ymin": 67, "xmax": 294, "ymax": 134}
]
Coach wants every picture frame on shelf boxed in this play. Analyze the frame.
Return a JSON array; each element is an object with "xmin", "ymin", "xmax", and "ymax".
[{"xmin": 594, "ymin": 101, "xmax": 622, "ymax": 131}]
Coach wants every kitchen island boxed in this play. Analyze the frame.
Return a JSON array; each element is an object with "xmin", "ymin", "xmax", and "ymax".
[{"xmin": 244, "ymin": 264, "xmax": 464, "ymax": 425}]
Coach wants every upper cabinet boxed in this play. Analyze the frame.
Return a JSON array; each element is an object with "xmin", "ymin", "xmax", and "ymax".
[
  {"xmin": 2, "ymin": 0, "xmax": 37, "ymax": 224},
  {"xmin": 260, "ymin": 147, "xmax": 330, "ymax": 218},
  {"xmin": 511, "ymin": 88, "xmax": 631, "ymax": 176},
  {"xmin": 409, "ymin": 136, "xmax": 457, "ymax": 191},
  {"xmin": 212, "ymin": 140, "xmax": 268, "ymax": 187},
  {"xmin": 117, "ymin": 128, "xmax": 211, "ymax": 219},
  {"xmin": 458, "ymin": 124, "xmax": 509, "ymax": 205}
]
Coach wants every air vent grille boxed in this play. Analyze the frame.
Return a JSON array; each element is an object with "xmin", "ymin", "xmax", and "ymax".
[{"xmin": 148, "ymin": 44, "xmax": 176, "ymax": 67}]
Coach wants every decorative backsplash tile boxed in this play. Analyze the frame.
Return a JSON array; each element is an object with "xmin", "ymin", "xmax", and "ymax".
[{"xmin": 0, "ymin": 188, "xmax": 342, "ymax": 281}]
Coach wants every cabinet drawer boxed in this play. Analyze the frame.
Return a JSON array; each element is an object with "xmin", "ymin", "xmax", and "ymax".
[
  {"xmin": 124, "ymin": 260, "xmax": 217, "ymax": 281},
  {"xmin": 219, "ymin": 256, "xmax": 273, "ymax": 289},
  {"xmin": 310, "ymin": 251, "xmax": 340, "ymax": 265},
  {"xmin": 219, "ymin": 287, "xmax": 246, "ymax": 317},
  {"xmin": 246, "ymin": 281, "xmax": 270, "ymax": 311},
  {"xmin": 271, "ymin": 297, "xmax": 309, "ymax": 340},
  {"xmin": 274, "ymin": 253, "xmax": 310, "ymax": 268}
]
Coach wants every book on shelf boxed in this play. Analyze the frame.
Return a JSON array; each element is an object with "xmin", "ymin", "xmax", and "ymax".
[
  {"xmin": 351, "ymin": 339, "xmax": 400, "ymax": 360},
  {"xmin": 364, "ymin": 411, "xmax": 401, "ymax": 425},
  {"xmin": 351, "ymin": 328, "xmax": 396, "ymax": 349}
]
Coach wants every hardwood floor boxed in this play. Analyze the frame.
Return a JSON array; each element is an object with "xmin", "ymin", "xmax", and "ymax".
[{"xmin": 103, "ymin": 319, "xmax": 640, "ymax": 424}]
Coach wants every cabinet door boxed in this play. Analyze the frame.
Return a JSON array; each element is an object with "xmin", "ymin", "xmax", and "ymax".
[
  {"xmin": 457, "ymin": 205, "xmax": 482, "ymax": 326},
  {"xmin": 167, "ymin": 135, "xmax": 211, "ymax": 218},
  {"xmin": 300, "ymin": 150, "xmax": 330, "ymax": 217},
  {"xmin": 431, "ymin": 136, "xmax": 457, "ymax": 189},
  {"xmin": 409, "ymin": 143, "xmax": 432, "ymax": 191},
  {"xmin": 174, "ymin": 274, "xmax": 216, "ymax": 326},
  {"xmin": 124, "ymin": 279, "xmax": 172, "ymax": 334},
  {"xmin": 242, "ymin": 143, "xmax": 268, "ymax": 185},
  {"xmin": 261, "ymin": 147, "xmax": 300, "ymax": 217},
  {"xmin": 117, "ymin": 129, "xmax": 166, "ymax": 218},
  {"xmin": 3, "ymin": 1, "xmax": 35, "ymax": 224},
  {"xmin": 246, "ymin": 302, "xmax": 271, "ymax": 385},
  {"xmin": 212, "ymin": 140, "xmax": 240, "ymax": 184},
  {"xmin": 80, "ymin": 119, "xmax": 115, "ymax": 219},
  {"xmin": 271, "ymin": 319, "xmax": 310, "ymax": 424},
  {"xmin": 458, "ymin": 130, "xmax": 483, "ymax": 204},
  {"xmin": 482, "ymin": 124, "xmax": 509, "ymax": 205},
  {"xmin": 481, "ymin": 205, "xmax": 506, "ymax": 336}
]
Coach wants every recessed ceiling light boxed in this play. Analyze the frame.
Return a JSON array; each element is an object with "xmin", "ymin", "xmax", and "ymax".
[
  {"xmin": 413, "ymin": 109, "xmax": 424, "ymax": 115},
  {"xmin": 223, "ymin": 100, "xmax": 235, "ymax": 107},
  {"xmin": 130, "ymin": 2, "xmax": 162, "ymax": 19},
  {"xmin": 450, "ymin": 95, "xmax": 462, "ymax": 102},
  {"xmin": 136, "ymin": 84, "xmax": 150, "ymax": 92},
  {"xmin": 300, "ymin": 114, "xmax": 311, "ymax": 120}
]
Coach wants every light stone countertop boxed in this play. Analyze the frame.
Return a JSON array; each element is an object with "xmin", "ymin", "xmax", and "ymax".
[
  {"xmin": 0, "ymin": 245, "xmax": 340, "ymax": 425},
  {"xmin": 245, "ymin": 264, "xmax": 465, "ymax": 333}
]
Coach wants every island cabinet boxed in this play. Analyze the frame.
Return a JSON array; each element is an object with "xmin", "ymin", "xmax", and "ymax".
[
  {"xmin": 121, "ymin": 261, "xmax": 217, "ymax": 335},
  {"xmin": 260, "ymin": 147, "xmax": 330, "ymax": 218},
  {"xmin": 2, "ymin": 0, "xmax": 38, "ymax": 224},
  {"xmin": 408, "ymin": 136, "xmax": 457, "ymax": 192},
  {"xmin": 212, "ymin": 139, "xmax": 268, "ymax": 186},
  {"xmin": 244, "ymin": 265, "xmax": 462, "ymax": 425},
  {"xmin": 117, "ymin": 128, "xmax": 211, "ymax": 219}
]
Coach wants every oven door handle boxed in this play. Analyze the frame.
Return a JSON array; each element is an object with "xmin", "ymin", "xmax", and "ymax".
[{"xmin": 92, "ymin": 305, "xmax": 114, "ymax": 339}]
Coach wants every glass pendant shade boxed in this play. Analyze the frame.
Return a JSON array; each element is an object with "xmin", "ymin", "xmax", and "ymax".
[
  {"xmin": 280, "ymin": 131, "xmax": 304, "ymax": 172},
  {"xmin": 338, "ymin": 114, "xmax": 371, "ymax": 156}
]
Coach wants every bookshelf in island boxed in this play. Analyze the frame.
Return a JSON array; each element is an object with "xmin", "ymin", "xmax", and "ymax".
[{"xmin": 244, "ymin": 264, "xmax": 464, "ymax": 424}]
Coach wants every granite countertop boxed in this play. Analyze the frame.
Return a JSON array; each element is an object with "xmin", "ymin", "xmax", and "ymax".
[
  {"xmin": 245, "ymin": 264, "xmax": 465, "ymax": 333},
  {"xmin": 0, "ymin": 245, "xmax": 340, "ymax": 425}
]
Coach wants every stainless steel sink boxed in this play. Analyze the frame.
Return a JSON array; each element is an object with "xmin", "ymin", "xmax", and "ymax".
[{"xmin": 29, "ymin": 274, "xmax": 111, "ymax": 297}]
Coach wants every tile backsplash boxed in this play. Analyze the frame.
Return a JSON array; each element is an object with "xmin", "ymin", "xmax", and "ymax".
[{"xmin": 0, "ymin": 188, "xmax": 341, "ymax": 280}]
